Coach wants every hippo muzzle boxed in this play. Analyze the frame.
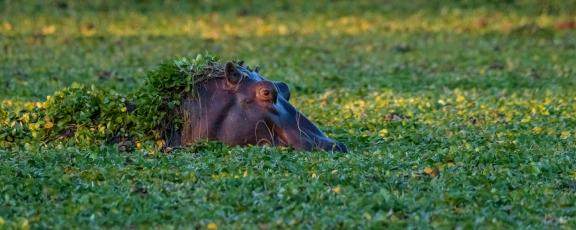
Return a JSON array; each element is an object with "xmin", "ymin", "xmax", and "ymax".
[{"xmin": 271, "ymin": 96, "xmax": 347, "ymax": 152}]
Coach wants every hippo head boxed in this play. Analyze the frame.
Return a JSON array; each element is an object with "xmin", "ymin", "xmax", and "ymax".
[{"xmin": 179, "ymin": 62, "xmax": 347, "ymax": 152}]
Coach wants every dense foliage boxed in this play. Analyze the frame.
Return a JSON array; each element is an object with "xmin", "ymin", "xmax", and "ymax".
[
  {"xmin": 1, "ymin": 0, "xmax": 576, "ymax": 229},
  {"xmin": 0, "ymin": 55, "xmax": 220, "ymax": 150}
]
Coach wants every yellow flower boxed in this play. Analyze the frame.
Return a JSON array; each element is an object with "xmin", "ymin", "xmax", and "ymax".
[
  {"xmin": 156, "ymin": 139, "xmax": 165, "ymax": 148},
  {"xmin": 80, "ymin": 24, "xmax": 96, "ymax": 36},
  {"xmin": 532, "ymin": 127, "xmax": 543, "ymax": 134},
  {"xmin": 207, "ymin": 223, "xmax": 218, "ymax": 230},
  {"xmin": 2, "ymin": 22, "xmax": 12, "ymax": 31},
  {"xmin": 332, "ymin": 185, "xmax": 341, "ymax": 193},
  {"xmin": 21, "ymin": 219, "xmax": 29, "ymax": 230},
  {"xmin": 121, "ymin": 107, "xmax": 127, "ymax": 112},
  {"xmin": 560, "ymin": 131, "xmax": 571, "ymax": 139},
  {"xmin": 2, "ymin": 99, "xmax": 13, "ymax": 107},
  {"xmin": 379, "ymin": 128, "xmax": 389, "ymax": 137},
  {"xmin": 29, "ymin": 123, "xmax": 40, "ymax": 131},
  {"xmin": 44, "ymin": 121, "xmax": 54, "ymax": 129},
  {"xmin": 277, "ymin": 24, "xmax": 288, "ymax": 35},
  {"xmin": 456, "ymin": 94, "xmax": 466, "ymax": 103},
  {"xmin": 423, "ymin": 167, "xmax": 439, "ymax": 176},
  {"xmin": 41, "ymin": 25, "xmax": 56, "ymax": 35},
  {"xmin": 521, "ymin": 116, "xmax": 531, "ymax": 123}
]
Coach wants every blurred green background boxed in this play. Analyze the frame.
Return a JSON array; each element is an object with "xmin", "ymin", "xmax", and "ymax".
[{"xmin": 2, "ymin": 0, "xmax": 575, "ymax": 101}]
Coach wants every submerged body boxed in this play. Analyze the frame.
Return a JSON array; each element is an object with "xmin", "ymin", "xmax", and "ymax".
[{"xmin": 175, "ymin": 62, "xmax": 347, "ymax": 152}]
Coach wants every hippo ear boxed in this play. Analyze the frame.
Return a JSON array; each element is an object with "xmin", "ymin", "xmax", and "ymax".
[
  {"xmin": 274, "ymin": 81, "xmax": 291, "ymax": 101},
  {"xmin": 225, "ymin": 62, "xmax": 242, "ymax": 85}
]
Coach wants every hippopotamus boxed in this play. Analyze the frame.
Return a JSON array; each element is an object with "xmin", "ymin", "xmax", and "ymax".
[{"xmin": 172, "ymin": 61, "xmax": 347, "ymax": 152}]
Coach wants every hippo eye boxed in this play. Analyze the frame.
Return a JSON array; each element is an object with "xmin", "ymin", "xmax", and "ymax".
[
  {"xmin": 262, "ymin": 89, "xmax": 270, "ymax": 96},
  {"xmin": 258, "ymin": 88, "xmax": 276, "ymax": 102}
]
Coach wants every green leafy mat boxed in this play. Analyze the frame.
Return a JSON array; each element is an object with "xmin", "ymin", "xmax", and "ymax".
[{"xmin": 1, "ymin": 55, "xmax": 221, "ymax": 150}]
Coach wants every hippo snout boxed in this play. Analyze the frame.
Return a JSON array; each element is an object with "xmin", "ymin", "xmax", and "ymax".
[
  {"xmin": 275, "ymin": 129, "xmax": 348, "ymax": 153},
  {"xmin": 269, "ymin": 92, "xmax": 348, "ymax": 153},
  {"xmin": 312, "ymin": 137, "xmax": 348, "ymax": 153},
  {"xmin": 333, "ymin": 142, "xmax": 348, "ymax": 153}
]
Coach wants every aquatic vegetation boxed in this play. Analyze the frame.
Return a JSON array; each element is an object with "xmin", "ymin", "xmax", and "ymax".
[{"xmin": 1, "ymin": 0, "xmax": 575, "ymax": 228}]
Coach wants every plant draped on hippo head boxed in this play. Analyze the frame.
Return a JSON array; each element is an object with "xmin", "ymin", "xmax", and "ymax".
[{"xmin": 0, "ymin": 55, "xmax": 347, "ymax": 152}]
